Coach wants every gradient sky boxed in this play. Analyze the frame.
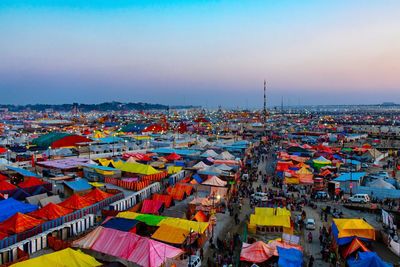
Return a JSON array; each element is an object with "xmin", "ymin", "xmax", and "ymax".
[{"xmin": 0, "ymin": 0, "xmax": 399, "ymax": 108}]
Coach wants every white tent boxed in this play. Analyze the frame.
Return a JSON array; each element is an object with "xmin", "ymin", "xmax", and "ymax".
[
  {"xmin": 216, "ymin": 164, "xmax": 233, "ymax": 171},
  {"xmin": 368, "ymin": 178, "xmax": 395, "ymax": 189},
  {"xmin": 201, "ymin": 149, "xmax": 219, "ymax": 158},
  {"xmin": 217, "ymin": 151, "xmax": 235, "ymax": 160},
  {"xmin": 192, "ymin": 161, "xmax": 208, "ymax": 169},
  {"xmin": 202, "ymin": 176, "xmax": 227, "ymax": 187}
]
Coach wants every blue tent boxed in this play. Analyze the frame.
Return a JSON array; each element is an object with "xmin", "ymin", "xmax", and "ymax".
[
  {"xmin": 102, "ymin": 218, "xmax": 140, "ymax": 232},
  {"xmin": 11, "ymin": 188, "xmax": 31, "ymax": 201},
  {"xmin": 0, "ymin": 198, "xmax": 38, "ymax": 222},
  {"xmin": 32, "ymin": 185, "xmax": 50, "ymax": 196},
  {"xmin": 192, "ymin": 174, "xmax": 203, "ymax": 183},
  {"xmin": 347, "ymin": 252, "xmax": 392, "ymax": 267},
  {"xmin": 277, "ymin": 247, "xmax": 303, "ymax": 267}
]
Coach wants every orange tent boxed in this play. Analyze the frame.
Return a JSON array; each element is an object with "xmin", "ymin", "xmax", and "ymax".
[
  {"xmin": 193, "ymin": 211, "xmax": 208, "ymax": 222},
  {"xmin": 342, "ymin": 237, "xmax": 370, "ymax": 259},
  {"xmin": 152, "ymin": 194, "xmax": 173, "ymax": 208},
  {"xmin": 28, "ymin": 203, "xmax": 73, "ymax": 221},
  {"xmin": 59, "ymin": 194, "xmax": 95, "ymax": 210},
  {"xmin": 0, "ymin": 213, "xmax": 43, "ymax": 234},
  {"xmin": 84, "ymin": 188, "xmax": 113, "ymax": 203}
]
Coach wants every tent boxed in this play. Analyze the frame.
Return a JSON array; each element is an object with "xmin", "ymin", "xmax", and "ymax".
[
  {"xmin": 165, "ymin": 152, "xmax": 182, "ymax": 161},
  {"xmin": 240, "ymin": 241, "xmax": 274, "ymax": 263},
  {"xmin": 0, "ymin": 198, "xmax": 38, "ymax": 222},
  {"xmin": 193, "ymin": 211, "xmax": 208, "ymax": 222},
  {"xmin": 0, "ymin": 212, "xmax": 43, "ymax": 234},
  {"xmin": 28, "ymin": 203, "xmax": 73, "ymax": 221},
  {"xmin": 198, "ymin": 166, "xmax": 223, "ymax": 176},
  {"xmin": 192, "ymin": 161, "xmax": 208, "ymax": 169},
  {"xmin": 201, "ymin": 150, "xmax": 219, "ymax": 158},
  {"xmin": 141, "ymin": 199, "xmax": 163, "ymax": 214},
  {"xmin": 216, "ymin": 164, "xmax": 233, "ymax": 171},
  {"xmin": 18, "ymin": 177, "xmax": 45, "ymax": 188},
  {"xmin": 11, "ymin": 188, "xmax": 31, "ymax": 200},
  {"xmin": 59, "ymin": 194, "xmax": 95, "ymax": 210},
  {"xmin": 368, "ymin": 179, "xmax": 395, "ymax": 190},
  {"xmin": 151, "ymin": 224, "xmax": 189, "ymax": 245},
  {"xmin": 0, "ymin": 180, "xmax": 17, "ymax": 191},
  {"xmin": 342, "ymin": 238, "xmax": 370, "ymax": 259},
  {"xmin": 202, "ymin": 176, "xmax": 227, "ymax": 187},
  {"xmin": 152, "ymin": 194, "xmax": 173, "ymax": 208},
  {"xmin": 347, "ymin": 252, "xmax": 393, "ymax": 267},
  {"xmin": 83, "ymin": 188, "xmax": 113, "ymax": 203},
  {"xmin": 313, "ymin": 156, "xmax": 332, "ymax": 170},
  {"xmin": 217, "ymin": 151, "xmax": 235, "ymax": 160},
  {"xmin": 102, "ymin": 217, "xmax": 140, "ymax": 232},
  {"xmin": 112, "ymin": 161, "xmax": 161, "ymax": 175},
  {"xmin": 277, "ymin": 247, "xmax": 303, "ymax": 267},
  {"xmin": 332, "ymin": 219, "xmax": 375, "ymax": 245},
  {"xmin": 117, "ymin": 212, "xmax": 167, "ymax": 226},
  {"xmin": 159, "ymin": 217, "xmax": 209, "ymax": 234},
  {"xmin": 249, "ymin": 208, "xmax": 291, "ymax": 229},
  {"xmin": 296, "ymin": 167, "xmax": 314, "ymax": 184},
  {"xmin": 10, "ymin": 248, "xmax": 101, "ymax": 267},
  {"xmin": 167, "ymin": 166, "xmax": 183, "ymax": 174}
]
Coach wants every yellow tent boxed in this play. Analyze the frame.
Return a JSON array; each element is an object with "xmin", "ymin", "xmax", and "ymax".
[
  {"xmin": 11, "ymin": 248, "xmax": 101, "ymax": 267},
  {"xmin": 249, "ymin": 208, "xmax": 291, "ymax": 228},
  {"xmin": 284, "ymin": 177, "xmax": 299, "ymax": 184},
  {"xmin": 255, "ymin": 207, "xmax": 291, "ymax": 217},
  {"xmin": 99, "ymin": 159, "xmax": 161, "ymax": 175},
  {"xmin": 117, "ymin": 211, "xmax": 140, "ymax": 220},
  {"xmin": 89, "ymin": 182, "xmax": 105, "ymax": 188},
  {"xmin": 93, "ymin": 131, "xmax": 106, "ymax": 139},
  {"xmin": 151, "ymin": 224, "xmax": 189, "ymax": 244},
  {"xmin": 167, "ymin": 166, "xmax": 182, "ymax": 174},
  {"xmin": 159, "ymin": 218, "xmax": 209, "ymax": 234},
  {"xmin": 333, "ymin": 218, "xmax": 375, "ymax": 240}
]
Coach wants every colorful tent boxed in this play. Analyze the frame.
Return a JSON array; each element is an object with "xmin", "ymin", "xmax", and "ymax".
[
  {"xmin": 117, "ymin": 212, "xmax": 167, "ymax": 226},
  {"xmin": 342, "ymin": 238, "xmax": 370, "ymax": 259},
  {"xmin": 112, "ymin": 161, "xmax": 161, "ymax": 175},
  {"xmin": 167, "ymin": 166, "xmax": 183, "ymax": 174},
  {"xmin": 240, "ymin": 241, "xmax": 274, "ymax": 263},
  {"xmin": 10, "ymin": 248, "xmax": 101, "ymax": 267},
  {"xmin": 202, "ymin": 176, "xmax": 227, "ymax": 187},
  {"xmin": 159, "ymin": 217, "xmax": 209, "ymax": 234},
  {"xmin": 296, "ymin": 167, "xmax": 314, "ymax": 184},
  {"xmin": 193, "ymin": 211, "xmax": 208, "ymax": 222},
  {"xmin": 141, "ymin": 199, "xmax": 163, "ymax": 214},
  {"xmin": 249, "ymin": 208, "xmax": 291, "ymax": 229},
  {"xmin": 151, "ymin": 224, "xmax": 189, "ymax": 244},
  {"xmin": 0, "ymin": 180, "xmax": 17, "ymax": 191},
  {"xmin": 332, "ymin": 219, "xmax": 375, "ymax": 245},
  {"xmin": 59, "ymin": 194, "xmax": 95, "ymax": 210},
  {"xmin": 347, "ymin": 252, "xmax": 393, "ymax": 267},
  {"xmin": 102, "ymin": 217, "xmax": 139, "ymax": 232},
  {"xmin": 83, "ymin": 188, "xmax": 112, "ymax": 203},
  {"xmin": 0, "ymin": 198, "xmax": 38, "ymax": 222},
  {"xmin": 0, "ymin": 212, "xmax": 43, "ymax": 234},
  {"xmin": 28, "ymin": 203, "xmax": 73, "ymax": 221}
]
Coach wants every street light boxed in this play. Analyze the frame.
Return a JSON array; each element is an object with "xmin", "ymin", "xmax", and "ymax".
[
  {"xmin": 48, "ymin": 146, "xmax": 51, "ymax": 159},
  {"xmin": 88, "ymin": 143, "xmax": 92, "ymax": 159}
]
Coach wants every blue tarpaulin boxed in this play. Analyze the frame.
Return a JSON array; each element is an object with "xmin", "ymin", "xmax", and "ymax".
[
  {"xmin": 102, "ymin": 218, "xmax": 139, "ymax": 232},
  {"xmin": 347, "ymin": 252, "xmax": 392, "ymax": 267},
  {"xmin": 334, "ymin": 172, "xmax": 366, "ymax": 182},
  {"xmin": 277, "ymin": 247, "xmax": 303, "ymax": 267},
  {"xmin": 64, "ymin": 179, "xmax": 92, "ymax": 192},
  {"xmin": 11, "ymin": 188, "xmax": 31, "ymax": 201},
  {"xmin": 6, "ymin": 166, "xmax": 40, "ymax": 177},
  {"xmin": 0, "ymin": 198, "xmax": 38, "ymax": 222},
  {"xmin": 192, "ymin": 174, "xmax": 203, "ymax": 183}
]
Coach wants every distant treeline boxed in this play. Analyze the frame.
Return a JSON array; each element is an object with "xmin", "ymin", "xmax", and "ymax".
[{"xmin": 0, "ymin": 102, "xmax": 200, "ymax": 112}]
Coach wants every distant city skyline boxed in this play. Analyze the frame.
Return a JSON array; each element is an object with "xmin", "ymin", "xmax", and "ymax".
[{"xmin": 0, "ymin": 0, "xmax": 399, "ymax": 107}]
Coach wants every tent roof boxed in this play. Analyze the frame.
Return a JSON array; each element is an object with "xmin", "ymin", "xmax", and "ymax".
[
  {"xmin": 141, "ymin": 199, "xmax": 163, "ymax": 214},
  {"xmin": 151, "ymin": 224, "xmax": 189, "ymax": 244},
  {"xmin": 165, "ymin": 152, "xmax": 182, "ymax": 161},
  {"xmin": 159, "ymin": 217, "xmax": 209, "ymax": 234},
  {"xmin": 342, "ymin": 238, "xmax": 370, "ymax": 259},
  {"xmin": 11, "ymin": 248, "xmax": 101, "ymax": 267},
  {"xmin": 277, "ymin": 247, "xmax": 303, "ymax": 267},
  {"xmin": 332, "ymin": 218, "xmax": 375, "ymax": 241},
  {"xmin": 28, "ymin": 203, "xmax": 73, "ymax": 221},
  {"xmin": 240, "ymin": 241, "xmax": 274, "ymax": 263},
  {"xmin": 59, "ymin": 194, "xmax": 95, "ymax": 210},
  {"xmin": 102, "ymin": 217, "xmax": 140, "ymax": 232},
  {"xmin": 0, "ymin": 198, "xmax": 38, "ymax": 222},
  {"xmin": 0, "ymin": 212, "xmax": 43, "ymax": 234},
  {"xmin": 84, "ymin": 188, "xmax": 113, "ymax": 203},
  {"xmin": 193, "ymin": 211, "xmax": 208, "ymax": 222},
  {"xmin": 117, "ymin": 212, "xmax": 167, "ymax": 226},
  {"xmin": 347, "ymin": 252, "xmax": 393, "ymax": 267},
  {"xmin": 202, "ymin": 176, "xmax": 227, "ymax": 187},
  {"xmin": 0, "ymin": 180, "xmax": 17, "ymax": 191},
  {"xmin": 192, "ymin": 161, "xmax": 208, "ymax": 169},
  {"xmin": 64, "ymin": 179, "xmax": 92, "ymax": 192},
  {"xmin": 18, "ymin": 177, "xmax": 45, "ymax": 188}
]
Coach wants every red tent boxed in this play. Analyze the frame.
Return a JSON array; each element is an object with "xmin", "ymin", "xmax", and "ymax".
[
  {"xmin": 0, "ymin": 231, "xmax": 8, "ymax": 240},
  {"xmin": 194, "ymin": 117, "xmax": 209, "ymax": 123},
  {"xmin": 165, "ymin": 153, "xmax": 181, "ymax": 161},
  {"xmin": 342, "ymin": 237, "xmax": 370, "ymax": 258},
  {"xmin": 0, "ymin": 174, "xmax": 8, "ymax": 181},
  {"xmin": 84, "ymin": 188, "xmax": 113, "ymax": 203},
  {"xmin": 240, "ymin": 241, "xmax": 274, "ymax": 263},
  {"xmin": 0, "ymin": 213, "xmax": 44, "ymax": 234},
  {"xmin": 142, "ymin": 124, "xmax": 166, "ymax": 133},
  {"xmin": 0, "ymin": 147, "xmax": 7, "ymax": 154},
  {"xmin": 123, "ymin": 153, "xmax": 151, "ymax": 161},
  {"xmin": 177, "ymin": 122, "xmax": 187, "ymax": 133},
  {"xmin": 59, "ymin": 194, "xmax": 95, "ymax": 210},
  {"xmin": 193, "ymin": 211, "xmax": 208, "ymax": 222},
  {"xmin": 51, "ymin": 135, "xmax": 92, "ymax": 149},
  {"xmin": 141, "ymin": 199, "xmax": 163, "ymax": 214},
  {"xmin": 0, "ymin": 180, "xmax": 17, "ymax": 191},
  {"xmin": 152, "ymin": 194, "xmax": 173, "ymax": 208},
  {"xmin": 18, "ymin": 177, "xmax": 45, "ymax": 188},
  {"xmin": 28, "ymin": 203, "xmax": 73, "ymax": 221}
]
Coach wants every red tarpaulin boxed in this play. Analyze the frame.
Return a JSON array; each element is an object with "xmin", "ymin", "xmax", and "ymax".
[
  {"xmin": 0, "ymin": 212, "xmax": 43, "ymax": 234},
  {"xmin": 152, "ymin": 194, "xmax": 173, "ymax": 208},
  {"xmin": 141, "ymin": 199, "xmax": 163, "ymax": 214},
  {"xmin": 164, "ymin": 153, "xmax": 182, "ymax": 161},
  {"xmin": 59, "ymin": 194, "xmax": 95, "ymax": 210},
  {"xmin": 51, "ymin": 135, "xmax": 92, "ymax": 149},
  {"xmin": 28, "ymin": 203, "xmax": 73, "ymax": 221},
  {"xmin": 84, "ymin": 188, "xmax": 113, "ymax": 203},
  {"xmin": 0, "ymin": 180, "xmax": 17, "ymax": 191},
  {"xmin": 0, "ymin": 174, "xmax": 8, "ymax": 181},
  {"xmin": 0, "ymin": 147, "xmax": 7, "ymax": 154},
  {"xmin": 18, "ymin": 177, "xmax": 45, "ymax": 188}
]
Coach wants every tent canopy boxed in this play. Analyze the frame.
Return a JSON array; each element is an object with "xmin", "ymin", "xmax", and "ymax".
[
  {"xmin": 347, "ymin": 252, "xmax": 393, "ymax": 267},
  {"xmin": 28, "ymin": 203, "xmax": 73, "ymax": 221},
  {"xmin": 84, "ymin": 188, "xmax": 113, "ymax": 203},
  {"xmin": 151, "ymin": 224, "xmax": 189, "ymax": 244},
  {"xmin": 0, "ymin": 212, "xmax": 43, "ymax": 234},
  {"xmin": 332, "ymin": 219, "xmax": 375, "ymax": 245},
  {"xmin": 202, "ymin": 176, "xmax": 227, "ymax": 187},
  {"xmin": 0, "ymin": 198, "xmax": 38, "ymax": 222},
  {"xmin": 59, "ymin": 194, "xmax": 95, "ymax": 210},
  {"xmin": 240, "ymin": 241, "xmax": 274, "ymax": 263}
]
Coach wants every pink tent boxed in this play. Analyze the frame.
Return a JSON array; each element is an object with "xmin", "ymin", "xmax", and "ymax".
[
  {"xmin": 75, "ymin": 227, "xmax": 183, "ymax": 267},
  {"xmin": 202, "ymin": 176, "xmax": 227, "ymax": 187},
  {"xmin": 240, "ymin": 241, "xmax": 275, "ymax": 263}
]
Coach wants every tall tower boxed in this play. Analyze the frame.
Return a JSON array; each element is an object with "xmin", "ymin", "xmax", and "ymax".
[{"xmin": 263, "ymin": 80, "xmax": 267, "ymax": 124}]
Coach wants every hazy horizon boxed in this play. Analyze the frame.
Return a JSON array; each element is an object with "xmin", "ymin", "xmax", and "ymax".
[{"xmin": 1, "ymin": 0, "xmax": 399, "ymax": 107}]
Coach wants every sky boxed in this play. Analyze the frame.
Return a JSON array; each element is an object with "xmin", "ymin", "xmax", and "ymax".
[{"xmin": 0, "ymin": 0, "xmax": 399, "ymax": 108}]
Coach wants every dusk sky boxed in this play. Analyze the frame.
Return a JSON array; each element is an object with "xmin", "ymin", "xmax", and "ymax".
[{"xmin": 0, "ymin": 0, "xmax": 399, "ymax": 108}]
